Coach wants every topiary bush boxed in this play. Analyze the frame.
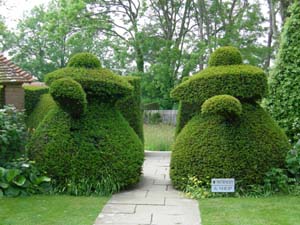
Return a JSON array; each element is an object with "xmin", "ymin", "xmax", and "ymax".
[
  {"xmin": 175, "ymin": 77, "xmax": 200, "ymax": 137},
  {"xmin": 26, "ymin": 94, "xmax": 57, "ymax": 129},
  {"xmin": 67, "ymin": 52, "xmax": 102, "ymax": 69},
  {"xmin": 264, "ymin": 2, "xmax": 300, "ymax": 144},
  {"xmin": 117, "ymin": 76, "xmax": 144, "ymax": 142},
  {"xmin": 208, "ymin": 46, "xmax": 243, "ymax": 67},
  {"xmin": 27, "ymin": 53, "xmax": 144, "ymax": 195},
  {"xmin": 170, "ymin": 46, "xmax": 290, "ymax": 190},
  {"xmin": 24, "ymin": 86, "xmax": 49, "ymax": 115},
  {"xmin": 201, "ymin": 95, "xmax": 242, "ymax": 118},
  {"xmin": 50, "ymin": 78, "xmax": 87, "ymax": 118}
]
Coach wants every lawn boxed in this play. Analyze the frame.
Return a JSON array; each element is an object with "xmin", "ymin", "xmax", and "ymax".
[
  {"xmin": 199, "ymin": 196, "xmax": 300, "ymax": 225},
  {"xmin": 0, "ymin": 195, "xmax": 109, "ymax": 225},
  {"xmin": 144, "ymin": 123, "xmax": 175, "ymax": 151}
]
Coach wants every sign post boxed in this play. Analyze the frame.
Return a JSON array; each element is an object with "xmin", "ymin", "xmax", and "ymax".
[{"xmin": 211, "ymin": 178, "xmax": 235, "ymax": 193}]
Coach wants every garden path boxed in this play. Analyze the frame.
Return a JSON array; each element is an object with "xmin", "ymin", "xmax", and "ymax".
[{"xmin": 94, "ymin": 151, "xmax": 201, "ymax": 225}]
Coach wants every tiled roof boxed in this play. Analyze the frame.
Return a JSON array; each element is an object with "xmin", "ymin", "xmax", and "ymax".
[{"xmin": 0, "ymin": 53, "xmax": 36, "ymax": 84}]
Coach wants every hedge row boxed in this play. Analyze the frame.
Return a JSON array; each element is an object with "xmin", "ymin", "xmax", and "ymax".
[
  {"xmin": 117, "ymin": 76, "xmax": 144, "ymax": 142},
  {"xmin": 24, "ymin": 86, "xmax": 49, "ymax": 115}
]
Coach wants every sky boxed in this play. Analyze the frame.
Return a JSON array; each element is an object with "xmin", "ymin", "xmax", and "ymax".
[{"xmin": 0, "ymin": 0, "xmax": 50, "ymax": 28}]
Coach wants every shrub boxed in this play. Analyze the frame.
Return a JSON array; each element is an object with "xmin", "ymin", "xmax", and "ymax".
[
  {"xmin": 208, "ymin": 46, "xmax": 243, "ymax": 67},
  {"xmin": 67, "ymin": 52, "xmax": 101, "ymax": 69},
  {"xmin": 26, "ymin": 94, "xmax": 57, "ymax": 129},
  {"xmin": 24, "ymin": 86, "xmax": 49, "ymax": 115},
  {"xmin": 201, "ymin": 95, "xmax": 242, "ymax": 118},
  {"xmin": 27, "ymin": 103, "xmax": 143, "ymax": 195},
  {"xmin": 0, "ymin": 157, "xmax": 51, "ymax": 197},
  {"xmin": 144, "ymin": 111, "xmax": 162, "ymax": 124},
  {"xmin": 170, "ymin": 47, "xmax": 290, "ymax": 190},
  {"xmin": 0, "ymin": 105, "xmax": 27, "ymax": 165},
  {"xmin": 27, "ymin": 53, "xmax": 144, "ymax": 195},
  {"xmin": 117, "ymin": 76, "xmax": 144, "ymax": 142},
  {"xmin": 265, "ymin": 2, "xmax": 300, "ymax": 143},
  {"xmin": 50, "ymin": 78, "xmax": 87, "ymax": 118},
  {"xmin": 171, "ymin": 65, "xmax": 267, "ymax": 104},
  {"xmin": 45, "ymin": 67, "xmax": 132, "ymax": 104}
]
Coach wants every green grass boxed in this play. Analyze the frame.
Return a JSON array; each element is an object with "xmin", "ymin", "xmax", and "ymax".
[
  {"xmin": 0, "ymin": 195, "xmax": 109, "ymax": 225},
  {"xmin": 144, "ymin": 123, "xmax": 175, "ymax": 151},
  {"xmin": 199, "ymin": 196, "xmax": 300, "ymax": 225}
]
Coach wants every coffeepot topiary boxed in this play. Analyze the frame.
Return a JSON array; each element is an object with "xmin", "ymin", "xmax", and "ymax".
[
  {"xmin": 27, "ymin": 53, "xmax": 144, "ymax": 195},
  {"xmin": 170, "ymin": 47, "xmax": 290, "ymax": 190}
]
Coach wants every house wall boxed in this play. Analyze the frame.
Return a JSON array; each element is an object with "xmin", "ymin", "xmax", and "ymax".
[{"xmin": 4, "ymin": 84, "xmax": 25, "ymax": 110}]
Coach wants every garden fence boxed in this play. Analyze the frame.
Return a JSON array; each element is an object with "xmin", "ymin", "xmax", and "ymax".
[{"xmin": 144, "ymin": 110, "xmax": 177, "ymax": 125}]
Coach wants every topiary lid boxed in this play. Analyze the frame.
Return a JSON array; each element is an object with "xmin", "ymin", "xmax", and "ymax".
[
  {"xmin": 171, "ymin": 47, "xmax": 267, "ymax": 103},
  {"xmin": 45, "ymin": 67, "xmax": 132, "ymax": 103},
  {"xmin": 208, "ymin": 46, "xmax": 243, "ymax": 67},
  {"xmin": 68, "ymin": 52, "xmax": 102, "ymax": 69},
  {"xmin": 171, "ymin": 65, "xmax": 267, "ymax": 103}
]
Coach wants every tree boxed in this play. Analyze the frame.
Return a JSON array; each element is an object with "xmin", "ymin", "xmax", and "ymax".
[{"xmin": 265, "ymin": 1, "xmax": 300, "ymax": 143}]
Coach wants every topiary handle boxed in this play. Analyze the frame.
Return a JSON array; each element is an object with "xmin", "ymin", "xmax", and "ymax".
[
  {"xmin": 50, "ymin": 77, "xmax": 87, "ymax": 118},
  {"xmin": 201, "ymin": 95, "xmax": 242, "ymax": 119}
]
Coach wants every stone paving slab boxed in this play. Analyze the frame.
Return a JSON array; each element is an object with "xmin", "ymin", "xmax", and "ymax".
[{"xmin": 94, "ymin": 151, "xmax": 201, "ymax": 225}]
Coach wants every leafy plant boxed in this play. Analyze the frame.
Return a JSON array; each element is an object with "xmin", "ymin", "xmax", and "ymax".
[
  {"xmin": 0, "ymin": 157, "xmax": 51, "ymax": 197},
  {"xmin": 0, "ymin": 105, "xmax": 27, "ymax": 165},
  {"xmin": 286, "ymin": 140, "xmax": 300, "ymax": 181}
]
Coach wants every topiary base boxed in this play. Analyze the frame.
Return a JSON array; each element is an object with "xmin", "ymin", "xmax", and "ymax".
[
  {"xmin": 170, "ymin": 103, "xmax": 290, "ymax": 190},
  {"xmin": 27, "ymin": 102, "xmax": 144, "ymax": 194}
]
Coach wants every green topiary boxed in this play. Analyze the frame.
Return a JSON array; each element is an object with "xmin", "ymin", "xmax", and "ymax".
[
  {"xmin": 24, "ymin": 86, "xmax": 49, "ymax": 115},
  {"xmin": 171, "ymin": 65, "xmax": 267, "ymax": 104},
  {"xmin": 208, "ymin": 46, "xmax": 243, "ymax": 67},
  {"xmin": 170, "ymin": 47, "xmax": 290, "ymax": 190},
  {"xmin": 45, "ymin": 67, "xmax": 132, "ymax": 104},
  {"xmin": 117, "ymin": 76, "xmax": 144, "ymax": 142},
  {"xmin": 68, "ymin": 52, "xmax": 102, "ymax": 69},
  {"xmin": 175, "ymin": 76, "xmax": 200, "ymax": 137},
  {"xmin": 26, "ymin": 94, "xmax": 57, "ymax": 129},
  {"xmin": 264, "ymin": 2, "xmax": 300, "ymax": 143},
  {"xmin": 50, "ymin": 78, "xmax": 87, "ymax": 118},
  {"xmin": 201, "ymin": 95, "xmax": 242, "ymax": 118},
  {"xmin": 27, "ymin": 53, "xmax": 144, "ymax": 195}
]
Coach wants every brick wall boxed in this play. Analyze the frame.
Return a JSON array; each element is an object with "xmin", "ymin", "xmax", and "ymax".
[{"xmin": 4, "ymin": 84, "xmax": 25, "ymax": 110}]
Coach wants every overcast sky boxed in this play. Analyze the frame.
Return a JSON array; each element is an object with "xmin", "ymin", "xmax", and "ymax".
[{"xmin": 1, "ymin": 0, "xmax": 50, "ymax": 28}]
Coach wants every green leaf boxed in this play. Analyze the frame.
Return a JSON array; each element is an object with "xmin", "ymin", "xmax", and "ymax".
[
  {"xmin": 6, "ymin": 169, "xmax": 21, "ymax": 182},
  {"xmin": 0, "ymin": 167, "xmax": 5, "ymax": 178},
  {"xmin": 36, "ymin": 176, "xmax": 51, "ymax": 185},
  {"xmin": 4, "ymin": 187, "xmax": 20, "ymax": 197},
  {"xmin": 0, "ymin": 182, "xmax": 9, "ymax": 189},
  {"xmin": 13, "ymin": 175, "xmax": 26, "ymax": 187},
  {"xmin": 0, "ymin": 189, "xmax": 3, "ymax": 198}
]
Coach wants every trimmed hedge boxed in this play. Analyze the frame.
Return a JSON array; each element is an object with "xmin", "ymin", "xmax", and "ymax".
[
  {"xmin": 201, "ymin": 95, "xmax": 242, "ymax": 118},
  {"xmin": 24, "ymin": 86, "xmax": 49, "ymax": 115},
  {"xmin": 265, "ymin": 2, "xmax": 300, "ymax": 143},
  {"xmin": 117, "ymin": 76, "xmax": 144, "ymax": 142},
  {"xmin": 45, "ymin": 67, "xmax": 132, "ymax": 103},
  {"xmin": 26, "ymin": 94, "xmax": 57, "ymax": 129},
  {"xmin": 68, "ymin": 52, "xmax": 102, "ymax": 69},
  {"xmin": 27, "ymin": 102, "xmax": 144, "ymax": 194},
  {"xmin": 171, "ymin": 102, "xmax": 290, "ymax": 189},
  {"xmin": 27, "ymin": 53, "xmax": 144, "ymax": 195},
  {"xmin": 50, "ymin": 78, "xmax": 87, "ymax": 118},
  {"xmin": 175, "ymin": 101, "xmax": 200, "ymax": 137},
  {"xmin": 170, "ymin": 46, "xmax": 290, "ymax": 190},
  {"xmin": 171, "ymin": 65, "xmax": 267, "ymax": 104},
  {"xmin": 208, "ymin": 46, "xmax": 243, "ymax": 67}
]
